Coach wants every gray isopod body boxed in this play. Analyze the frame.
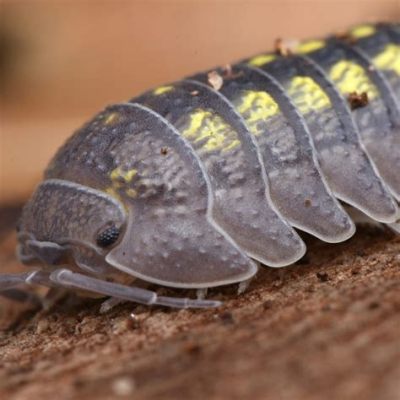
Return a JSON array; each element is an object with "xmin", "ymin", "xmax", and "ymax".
[{"xmin": 1, "ymin": 22, "xmax": 400, "ymax": 309}]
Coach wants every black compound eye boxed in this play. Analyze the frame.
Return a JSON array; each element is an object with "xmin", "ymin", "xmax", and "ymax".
[{"xmin": 96, "ymin": 225, "xmax": 120, "ymax": 248}]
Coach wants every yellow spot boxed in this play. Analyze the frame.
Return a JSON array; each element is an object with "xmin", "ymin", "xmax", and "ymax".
[
  {"xmin": 110, "ymin": 167, "xmax": 137, "ymax": 183},
  {"xmin": 110, "ymin": 168, "xmax": 121, "ymax": 181},
  {"xmin": 351, "ymin": 24, "xmax": 376, "ymax": 39},
  {"xmin": 287, "ymin": 76, "xmax": 331, "ymax": 114},
  {"xmin": 105, "ymin": 187, "xmax": 122, "ymax": 201},
  {"xmin": 373, "ymin": 44, "xmax": 400, "ymax": 76},
  {"xmin": 103, "ymin": 112, "xmax": 119, "ymax": 125},
  {"xmin": 107, "ymin": 167, "xmax": 139, "ymax": 202},
  {"xmin": 181, "ymin": 109, "xmax": 240, "ymax": 152},
  {"xmin": 236, "ymin": 90, "xmax": 279, "ymax": 136},
  {"xmin": 296, "ymin": 40, "xmax": 326, "ymax": 54},
  {"xmin": 329, "ymin": 60, "xmax": 378, "ymax": 99},
  {"xmin": 126, "ymin": 188, "xmax": 138, "ymax": 198},
  {"xmin": 248, "ymin": 54, "xmax": 277, "ymax": 67},
  {"xmin": 153, "ymin": 85, "xmax": 174, "ymax": 95},
  {"xmin": 123, "ymin": 169, "xmax": 137, "ymax": 182}
]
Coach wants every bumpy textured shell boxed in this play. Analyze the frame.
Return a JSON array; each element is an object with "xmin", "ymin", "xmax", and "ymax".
[{"xmin": 22, "ymin": 23, "xmax": 400, "ymax": 288}]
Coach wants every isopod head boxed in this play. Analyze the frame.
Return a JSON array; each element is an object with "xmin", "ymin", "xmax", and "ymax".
[
  {"xmin": 17, "ymin": 179, "xmax": 128, "ymax": 276},
  {"xmin": 16, "ymin": 104, "xmax": 258, "ymax": 289}
]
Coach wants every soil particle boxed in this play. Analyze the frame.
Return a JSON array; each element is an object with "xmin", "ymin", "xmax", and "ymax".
[
  {"xmin": 316, "ymin": 271, "xmax": 330, "ymax": 282},
  {"xmin": 207, "ymin": 70, "xmax": 223, "ymax": 91},
  {"xmin": 274, "ymin": 37, "xmax": 292, "ymax": 56},
  {"xmin": 348, "ymin": 91, "xmax": 369, "ymax": 110}
]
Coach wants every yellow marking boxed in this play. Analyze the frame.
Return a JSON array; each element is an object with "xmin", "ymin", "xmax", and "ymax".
[
  {"xmin": 122, "ymin": 169, "xmax": 137, "ymax": 182},
  {"xmin": 351, "ymin": 24, "xmax": 376, "ymax": 39},
  {"xmin": 181, "ymin": 109, "xmax": 240, "ymax": 152},
  {"xmin": 126, "ymin": 188, "xmax": 138, "ymax": 198},
  {"xmin": 373, "ymin": 44, "xmax": 400, "ymax": 76},
  {"xmin": 107, "ymin": 167, "xmax": 139, "ymax": 201},
  {"xmin": 110, "ymin": 167, "xmax": 137, "ymax": 183},
  {"xmin": 105, "ymin": 187, "xmax": 122, "ymax": 202},
  {"xmin": 329, "ymin": 60, "xmax": 378, "ymax": 99},
  {"xmin": 153, "ymin": 85, "xmax": 174, "ymax": 95},
  {"xmin": 110, "ymin": 168, "xmax": 121, "ymax": 181},
  {"xmin": 296, "ymin": 40, "xmax": 325, "ymax": 54},
  {"xmin": 236, "ymin": 90, "xmax": 279, "ymax": 136},
  {"xmin": 248, "ymin": 54, "xmax": 277, "ymax": 67},
  {"xmin": 103, "ymin": 112, "xmax": 119, "ymax": 125},
  {"xmin": 287, "ymin": 76, "xmax": 331, "ymax": 114}
]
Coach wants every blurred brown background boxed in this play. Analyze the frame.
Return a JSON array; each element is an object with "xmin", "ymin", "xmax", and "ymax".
[{"xmin": 1, "ymin": 0, "xmax": 399, "ymax": 204}]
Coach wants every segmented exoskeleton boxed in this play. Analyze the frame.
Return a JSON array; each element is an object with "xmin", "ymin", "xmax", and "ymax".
[{"xmin": 1, "ymin": 22, "xmax": 400, "ymax": 309}]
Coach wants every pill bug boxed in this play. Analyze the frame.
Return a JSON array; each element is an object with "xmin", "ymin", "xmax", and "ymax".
[{"xmin": 1, "ymin": 22, "xmax": 400, "ymax": 309}]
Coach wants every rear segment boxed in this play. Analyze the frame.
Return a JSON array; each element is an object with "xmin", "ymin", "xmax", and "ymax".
[
  {"xmin": 297, "ymin": 35, "xmax": 400, "ymax": 201},
  {"xmin": 245, "ymin": 51, "xmax": 398, "ymax": 223},
  {"xmin": 350, "ymin": 23, "xmax": 400, "ymax": 104},
  {"xmin": 192, "ymin": 66, "xmax": 355, "ymax": 243}
]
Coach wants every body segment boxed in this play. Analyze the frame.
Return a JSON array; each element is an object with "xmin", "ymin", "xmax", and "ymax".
[
  {"xmin": 299, "ymin": 36, "xmax": 400, "ymax": 200},
  {"xmin": 134, "ymin": 80, "xmax": 306, "ymax": 266},
  {"xmin": 350, "ymin": 23, "xmax": 400, "ymax": 103},
  {"xmin": 192, "ymin": 66, "xmax": 355, "ymax": 242},
  {"xmin": 246, "ymin": 51, "xmax": 398, "ymax": 222}
]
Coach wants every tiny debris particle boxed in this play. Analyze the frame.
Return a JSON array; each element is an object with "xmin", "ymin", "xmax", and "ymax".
[
  {"xmin": 316, "ymin": 271, "xmax": 329, "ymax": 282},
  {"xmin": 347, "ymin": 91, "xmax": 369, "ymax": 110},
  {"xmin": 304, "ymin": 199, "xmax": 312, "ymax": 208},
  {"xmin": 335, "ymin": 31, "xmax": 356, "ymax": 45},
  {"xmin": 207, "ymin": 70, "xmax": 223, "ymax": 91},
  {"xmin": 160, "ymin": 147, "xmax": 168, "ymax": 155},
  {"xmin": 36, "ymin": 318, "xmax": 50, "ymax": 334},
  {"xmin": 223, "ymin": 63, "xmax": 233, "ymax": 77},
  {"xmin": 368, "ymin": 301, "xmax": 380, "ymax": 310},
  {"xmin": 321, "ymin": 303, "xmax": 331, "ymax": 312},
  {"xmin": 221, "ymin": 63, "xmax": 244, "ymax": 80},
  {"xmin": 112, "ymin": 317, "xmax": 135, "ymax": 334},
  {"xmin": 128, "ymin": 313, "xmax": 141, "ymax": 329},
  {"xmin": 262, "ymin": 299, "xmax": 274, "ymax": 310},
  {"xmin": 274, "ymin": 38, "xmax": 292, "ymax": 56},
  {"xmin": 184, "ymin": 341, "xmax": 202, "ymax": 355},
  {"xmin": 351, "ymin": 267, "xmax": 361, "ymax": 275},
  {"xmin": 111, "ymin": 376, "xmax": 136, "ymax": 397},
  {"xmin": 73, "ymin": 377, "xmax": 85, "ymax": 388},
  {"xmin": 218, "ymin": 311, "xmax": 235, "ymax": 325},
  {"xmin": 190, "ymin": 90, "xmax": 199, "ymax": 96}
]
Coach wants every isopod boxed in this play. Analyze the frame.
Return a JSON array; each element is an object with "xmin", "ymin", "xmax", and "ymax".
[{"xmin": 1, "ymin": 22, "xmax": 400, "ymax": 309}]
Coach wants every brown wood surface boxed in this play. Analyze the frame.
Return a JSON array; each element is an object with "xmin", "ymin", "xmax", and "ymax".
[{"xmin": 1, "ymin": 210, "xmax": 400, "ymax": 400}]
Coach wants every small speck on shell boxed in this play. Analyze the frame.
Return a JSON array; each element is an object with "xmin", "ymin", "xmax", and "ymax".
[
  {"xmin": 207, "ymin": 70, "xmax": 223, "ymax": 91},
  {"xmin": 347, "ymin": 91, "xmax": 369, "ymax": 110},
  {"xmin": 274, "ymin": 38, "xmax": 292, "ymax": 56}
]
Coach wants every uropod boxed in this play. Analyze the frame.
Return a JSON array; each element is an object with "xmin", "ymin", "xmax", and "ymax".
[{"xmin": 1, "ymin": 22, "xmax": 400, "ymax": 309}]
